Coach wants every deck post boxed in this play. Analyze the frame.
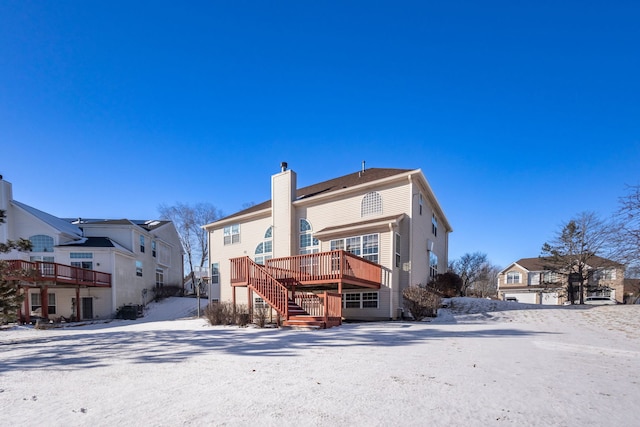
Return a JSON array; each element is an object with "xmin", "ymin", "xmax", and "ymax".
[
  {"xmin": 22, "ymin": 287, "xmax": 30, "ymax": 324},
  {"xmin": 75, "ymin": 287, "xmax": 81, "ymax": 321},
  {"xmin": 41, "ymin": 286, "xmax": 49, "ymax": 319}
]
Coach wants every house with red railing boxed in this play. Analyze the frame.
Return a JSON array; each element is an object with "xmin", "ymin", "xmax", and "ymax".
[
  {"xmin": 203, "ymin": 163, "xmax": 452, "ymax": 328},
  {"xmin": 0, "ymin": 176, "xmax": 184, "ymax": 323}
]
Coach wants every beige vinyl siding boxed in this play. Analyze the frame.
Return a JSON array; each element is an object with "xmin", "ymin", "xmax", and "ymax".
[{"xmin": 213, "ymin": 214, "xmax": 272, "ymax": 305}]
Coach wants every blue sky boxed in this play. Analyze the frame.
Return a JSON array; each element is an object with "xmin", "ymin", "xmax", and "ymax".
[{"xmin": 1, "ymin": 1, "xmax": 638, "ymax": 268}]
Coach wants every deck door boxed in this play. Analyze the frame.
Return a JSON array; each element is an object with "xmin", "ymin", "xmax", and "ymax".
[{"xmin": 81, "ymin": 297, "xmax": 93, "ymax": 320}]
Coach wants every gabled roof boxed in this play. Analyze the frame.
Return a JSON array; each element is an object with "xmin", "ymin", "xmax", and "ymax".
[
  {"xmin": 12, "ymin": 200, "xmax": 83, "ymax": 238},
  {"xmin": 217, "ymin": 168, "xmax": 413, "ymax": 222},
  {"xmin": 503, "ymin": 255, "xmax": 623, "ymax": 274}
]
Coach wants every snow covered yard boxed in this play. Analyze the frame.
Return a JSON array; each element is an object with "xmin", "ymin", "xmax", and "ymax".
[{"xmin": 1, "ymin": 297, "xmax": 639, "ymax": 427}]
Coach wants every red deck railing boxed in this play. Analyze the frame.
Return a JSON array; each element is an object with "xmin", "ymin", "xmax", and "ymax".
[
  {"xmin": 231, "ymin": 250, "xmax": 381, "ymax": 287},
  {"xmin": 245, "ymin": 258, "xmax": 289, "ymax": 317},
  {"xmin": 4, "ymin": 260, "xmax": 111, "ymax": 287}
]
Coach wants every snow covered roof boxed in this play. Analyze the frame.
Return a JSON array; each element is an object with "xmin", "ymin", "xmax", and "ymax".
[{"xmin": 12, "ymin": 200, "xmax": 83, "ymax": 238}]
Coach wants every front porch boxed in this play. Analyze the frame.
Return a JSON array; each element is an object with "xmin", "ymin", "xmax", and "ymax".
[
  {"xmin": 230, "ymin": 250, "xmax": 382, "ymax": 328},
  {"xmin": 5, "ymin": 259, "xmax": 112, "ymax": 323}
]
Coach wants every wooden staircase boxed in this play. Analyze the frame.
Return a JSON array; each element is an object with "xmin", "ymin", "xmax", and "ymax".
[{"xmin": 244, "ymin": 258, "xmax": 342, "ymax": 329}]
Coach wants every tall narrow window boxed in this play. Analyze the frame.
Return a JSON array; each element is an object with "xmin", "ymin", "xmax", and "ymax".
[
  {"xmin": 395, "ymin": 233, "xmax": 401, "ymax": 268},
  {"xmin": 255, "ymin": 227, "xmax": 273, "ymax": 264},
  {"xmin": 299, "ymin": 219, "xmax": 318, "ymax": 254},
  {"xmin": 419, "ymin": 193, "xmax": 424, "ymax": 215},
  {"xmin": 152, "ymin": 240, "xmax": 157, "ymax": 257},
  {"xmin": 361, "ymin": 192, "xmax": 383, "ymax": 217},
  {"xmin": 429, "ymin": 252, "xmax": 438, "ymax": 279},
  {"xmin": 155, "ymin": 268, "xmax": 164, "ymax": 287},
  {"xmin": 140, "ymin": 235, "xmax": 145, "ymax": 253},
  {"xmin": 211, "ymin": 262, "xmax": 220, "ymax": 285},
  {"xmin": 432, "ymin": 214, "xmax": 438, "ymax": 237},
  {"xmin": 136, "ymin": 261, "xmax": 143, "ymax": 277}
]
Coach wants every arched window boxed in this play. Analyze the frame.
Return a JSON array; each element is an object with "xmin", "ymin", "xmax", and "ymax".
[
  {"xmin": 506, "ymin": 271, "xmax": 521, "ymax": 284},
  {"xmin": 29, "ymin": 235, "xmax": 54, "ymax": 252},
  {"xmin": 299, "ymin": 219, "xmax": 319, "ymax": 254},
  {"xmin": 361, "ymin": 192, "xmax": 382, "ymax": 217},
  {"xmin": 255, "ymin": 227, "xmax": 273, "ymax": 265}
]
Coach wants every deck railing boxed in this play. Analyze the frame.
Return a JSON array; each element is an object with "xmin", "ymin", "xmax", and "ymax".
[
  {"xmin": 265, "ymin": 250, "xmax": 381, "ymax": 286},
  {"xmin": 4, "ymin": 260, "xmax": 111, "ymax": 287},
  {"xmin": 294, "ymin": 291, "xmax": 342, "ymax": 326},
  {"xmin": 246, "ymin": 258, "xmax": 289, "ymax": 317}
]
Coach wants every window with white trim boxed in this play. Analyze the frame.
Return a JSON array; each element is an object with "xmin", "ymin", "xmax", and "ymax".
[
  {"xmin": 419, "ymin": 193, "xmax": 423, "ymax": 215},
  {"xmin": 432, "ymin": 214, "xmax": 438, "ymax": 237},
  {"xmin": 255, "ymin": 226, "xmax": 273, "ymax": 265},
  {"xmin": 361, "ymin": 192, "xmax": 383, "ymax": 217},
  {"xmin": 29, "ymin": 235, "xmax": 54, "ymax": 252},
  {"xmin": 136, "ymin": 261, "xmax": 143, "ymax": 277},
  {"xmin": 331, "ymin": 234, "xmax": 378, "ymax": 263},
  {"xmin": 71, "ymin": 252, "xmax": 93, "ymax": 270},
  {"xmin": 299, "ymin": 219, "xmax": 319, "ymax": 254},
  {"xmin": 395, "ymin": 233, "xmax": 401, "ymax": 268},
  {"xmin": 140, "ymin": 235, "xmax": 145, "ymax": 253},
  {"xmin": 211, "ymin": 262, "xmax": 220, "ymax": 285},
  {"xmin": 30, "ymin": 292, "xmax": 56, "ymax": 314},
  {"xmin": 223, "ymin": 224, "xmax": 240, "ymax": 245},
  {"xmin": 152, "ymin": 240, "xmax": 157, "ymax": 257},
  {"xmin": 343, "ymin": 292, "xmax": 379, "ymax": 309},
  {"xmin": 429, "ymin": 252, "xmax": 438, "ymax": 279},
  {"xmin": 155, "ymin": 268, "xmax": 164, "ymax": 287},
  {"xmin": 506, "ymin": 271, "xmax": 521, "ymax": 284}
]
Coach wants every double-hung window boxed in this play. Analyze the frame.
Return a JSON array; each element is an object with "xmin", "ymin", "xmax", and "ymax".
[{"xmin": 224, "ymin": 225, "xmax": 240, "ymax": 245}]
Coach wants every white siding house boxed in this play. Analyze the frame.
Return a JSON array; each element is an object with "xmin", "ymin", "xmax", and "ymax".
[{"xmin": 0, "ymin": 176, "xmax": 184, "ymax": 322}]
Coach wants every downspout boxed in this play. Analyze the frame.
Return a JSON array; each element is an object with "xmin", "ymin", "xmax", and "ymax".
[{"xmin": 389, "ymin": 222, "xmax": 395, "ymax": 319}]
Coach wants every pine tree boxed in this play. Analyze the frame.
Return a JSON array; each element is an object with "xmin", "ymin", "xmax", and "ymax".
[{"xmin": 0, "ymin": 210, "xmax": 32, "ymax": 323}]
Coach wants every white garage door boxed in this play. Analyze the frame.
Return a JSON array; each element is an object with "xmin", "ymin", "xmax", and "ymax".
[
  {"xmin": 504, "ymin": 293, "xmax": 537, "ymax": 304},
  {"xmin": 541, "ymin": 292, "xmax": 558, "ymax": 305}
]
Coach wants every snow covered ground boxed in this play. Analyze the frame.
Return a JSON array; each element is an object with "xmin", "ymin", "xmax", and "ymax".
[{"xmin": 1, "ymin": 297, "xmax": 639, "ymax": 426}]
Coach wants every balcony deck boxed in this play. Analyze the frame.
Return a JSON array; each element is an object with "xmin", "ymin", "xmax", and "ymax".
[
  {"xmin": 231, "ymin": 250, "xmax": 382, "ymax": 291},
  {"xmin": 5, "ymin": 260, "xmax": 112, "ymax": 287}
]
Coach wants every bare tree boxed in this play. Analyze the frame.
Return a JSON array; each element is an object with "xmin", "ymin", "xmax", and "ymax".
[
  {"xmin": 158, "ymin": 202, "xmax": 222, "ymax": 307},
  {"xmin": 450, "ymin": 252, "xmax": 488, "ymax": 297},
  {"xmin": 541, "ymin": 211, "xmax": 613, "ymax": 304},
  {"xmin": 473, "ymin": 263, "xmax": 501, "ymax": 298},
  {"xmin": 612, "ymin": 184, "xmax": 640, "ymax": 277}
]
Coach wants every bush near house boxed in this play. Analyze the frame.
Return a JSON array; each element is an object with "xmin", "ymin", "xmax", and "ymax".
[
  {"xmin": 402, "ymin": 285, "xmax": 441, "ymax": 321},
  {"xmin": 152, "ymin": 285, "xmax": 183, "ymax": 302},
  {"xmin": 204, "ymin": 302, "xmax": 251, "ymax": 326}
]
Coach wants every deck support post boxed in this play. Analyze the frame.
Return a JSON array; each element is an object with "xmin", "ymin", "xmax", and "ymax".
[
  {"xmin": 75, "ymin": 287, "xmax": 81, "ymax": 321},
  {"xmin": 41, "ymin": 286, "xmax": 49, "ymax": 319}
]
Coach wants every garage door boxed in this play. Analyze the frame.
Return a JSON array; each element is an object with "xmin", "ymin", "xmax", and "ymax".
[
  {"xmin": 504, "ymin": 293, "xmax": 537, "ymax": 304},
  {"xmin": 541, "ymin": 292, "xmax": 558, "ymax": 305}
]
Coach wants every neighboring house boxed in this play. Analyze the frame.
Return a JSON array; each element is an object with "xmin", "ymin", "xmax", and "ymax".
[
  {"xmin": 623, "ymin": 279, "xmax": 640, "ymax": 304},
  {"xmin": 497, "ymin": 256, "xmax": 625, "ymax": 305},
  {"xmin": 203, "ymin": 163, "xmax": 452, "ymax": 327},
  {"xmin": 0, "ymin": 176, "xmax": 184, "ymax": 322}
]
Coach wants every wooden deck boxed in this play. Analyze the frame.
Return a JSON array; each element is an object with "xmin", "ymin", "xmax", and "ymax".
[
  {"xmin": 4, "ymin": 259, "xmax": 112, "ymax": 287},
  {"xmin": 230, "ymin": 251, "xmax": 381, "ymax": 328}
]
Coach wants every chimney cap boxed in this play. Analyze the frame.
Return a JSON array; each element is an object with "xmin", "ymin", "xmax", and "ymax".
[{"xmin": 280, "ymin": 162, "xmax": 288, "ymax": 172}]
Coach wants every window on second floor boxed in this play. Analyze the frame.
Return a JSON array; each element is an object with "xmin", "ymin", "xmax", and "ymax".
[
  {"xmin": 152, "ymin": 240, "xmax": 157, "ymax": 257},
  {"xmin": 29, "ymin": 235, "xmax": 54, "ymax": 252},
  {"xmin": 224, "ymin": 224, "xmax": 240, "ymax": 245},
  {"xmin": 136, "ymin": 261, "xmax": 143, "ymax": 277},
  {"xmin": 255, "ymin": 227, "xmax": 273, "ymax": 265},
  {"xmin": 432, "ymin": 214, "xmax": 438, "ymax": 237},
  {"xmin": 299, "ymin": 219, "xmax": 319, "ymax": 254},
  {"xmin": 330, "ymin": 234, "xmax": 379, "ymax": 263},
  {"xmin": 140, "ymin": 235, "xmax": 145, "ymax": 253},
  {"xmin": 506, "ymin": 271, "xmax": 521, "ymax": 284}
]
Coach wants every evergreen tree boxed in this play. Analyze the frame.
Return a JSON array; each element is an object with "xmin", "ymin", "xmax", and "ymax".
[{"xmin": 0, "ymin": 210, "xmax": 32, "ymax": 323}]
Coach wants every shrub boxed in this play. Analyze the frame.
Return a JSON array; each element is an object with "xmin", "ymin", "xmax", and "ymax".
[
  {"xmin": 152, "ymin": 285, "xmax": 182, "ymax": 302},
  {"xmin": 252, "ymin": 305, "xmax": 270, "ymax": 328},
  {"xmin": 402, "ymin": 285, "xmax": 441, "ymax": 321},
  {"xmin": 204, "ymin": 301, "xmax": 234, "ymax": 325}
]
